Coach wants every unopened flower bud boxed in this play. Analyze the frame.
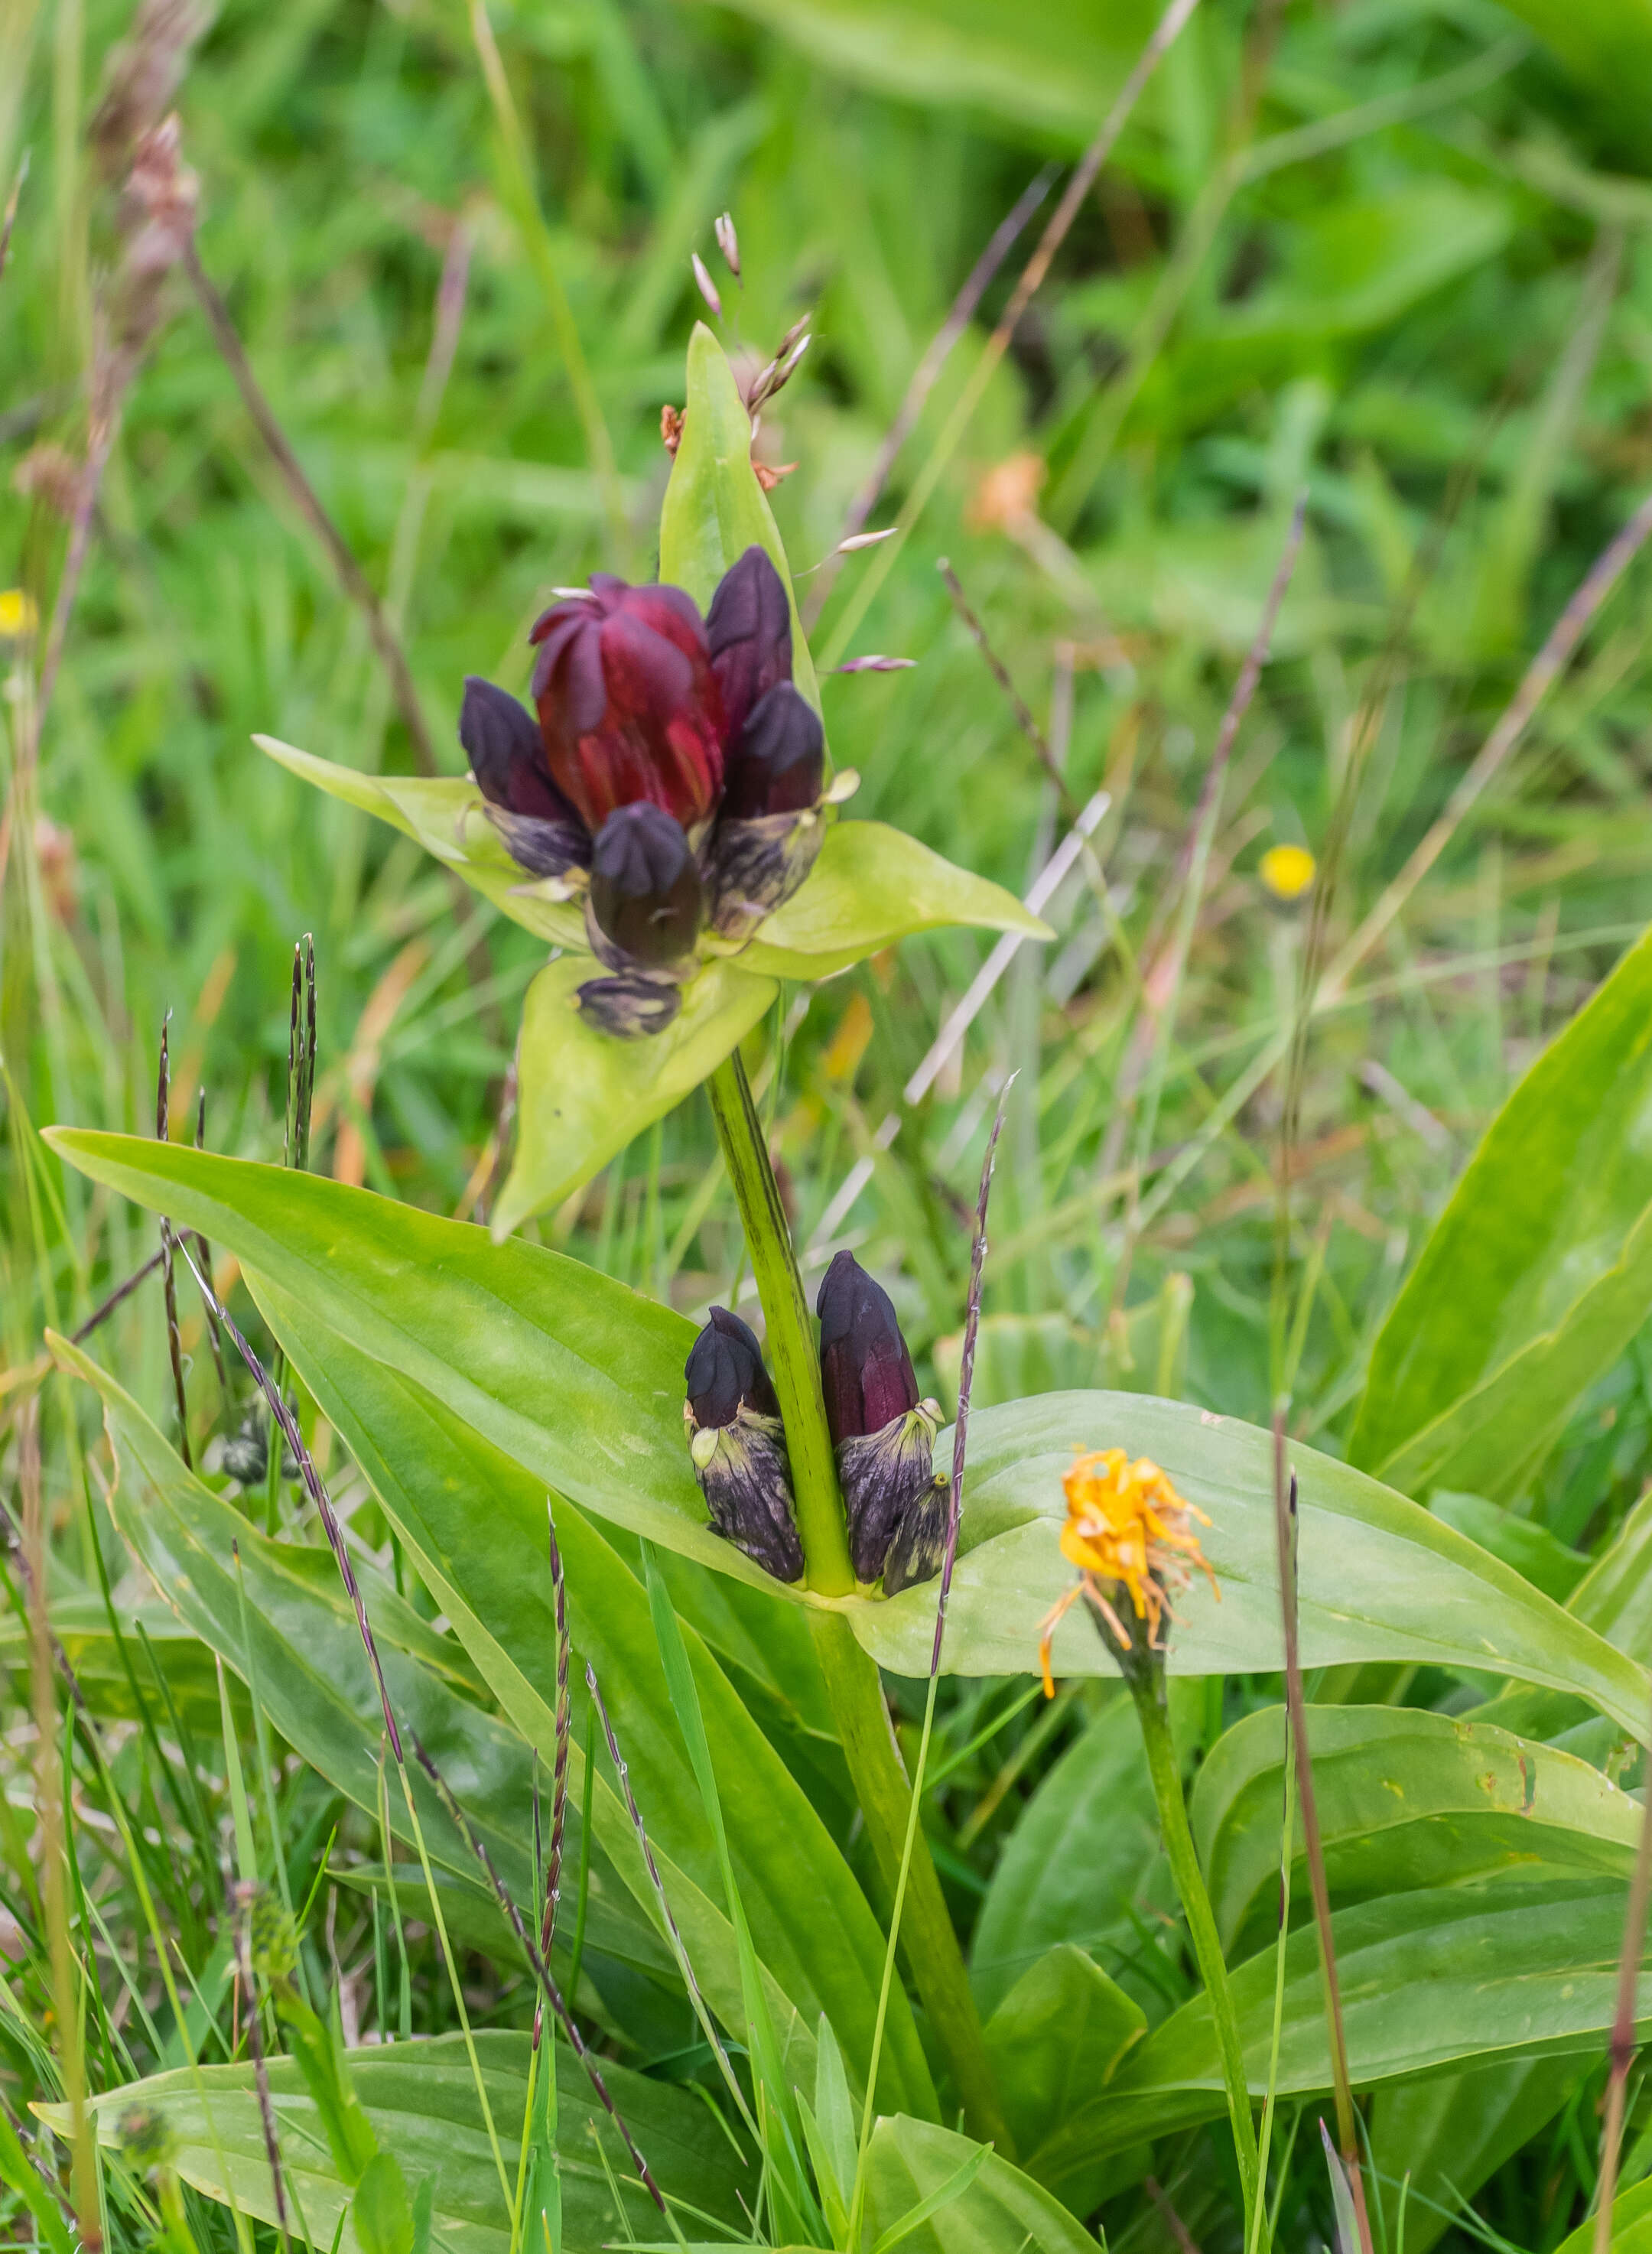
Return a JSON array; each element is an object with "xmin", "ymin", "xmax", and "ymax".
[
  {"xmin": 705, "ymin": 546, "xmax": 792, "ymax": 744},
  {"xmin": 883, "ymin": 1476, "xmax": 948, "ymax": 1596},
  {"xmin": 720, "ymin": 683, "xmax": 824, "ymax": 821},
  {"xmin": 816, "ymin": 1251, "xmax": 944, "ymax": 1585},
  {"xmin": 587, "ymin": 804, "xmax": 704, "ymax": 969},
  {"xmin": 460, "ymin": 676, "xmax": 591, "ymax": 878},
  {"xmin": 691, "ymin": 252, "xmax": 722, "ymax": 318},
  {"xmin": 714, "ymin": 210, "xmax": 740, "ymax": 278},
  {"xmin": 684, "ymin": 1309, "xmax": 802, "ymax": 1582}
]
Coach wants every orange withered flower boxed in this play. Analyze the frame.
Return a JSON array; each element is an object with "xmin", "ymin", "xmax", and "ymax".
[{"xmin": 1038, "ymin": 1447, "xmax": 1219, "ymax": 1696}]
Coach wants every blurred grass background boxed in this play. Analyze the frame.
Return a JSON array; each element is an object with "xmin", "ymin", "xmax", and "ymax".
[
  {"xmin": 7, "ymin": 0, "xmax": 1652, "ymax": 1540},
  {"xmin": 8, "ymin": 0, "xmax": 1652, "ymax": 2244}
]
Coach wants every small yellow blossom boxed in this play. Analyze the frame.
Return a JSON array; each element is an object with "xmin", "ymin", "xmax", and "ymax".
[
  {"xmin": 1260, "ymin": 843, "xmax": 1315, "ymax": 902},
  {"xmin": 1038, "ymin": 1447, "xmax": 1218, "ymax": 1695},
  {"xmin": 0, "ymin": 589, "xmax": 40, "ymax": 640}
]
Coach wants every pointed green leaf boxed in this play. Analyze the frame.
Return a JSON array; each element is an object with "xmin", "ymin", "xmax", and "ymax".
[
  {"xmin": 659, "ymin": 322, "xmax": 820, "ymax": 709},
  {"xmin": 44, "ymin": 2032, "xmax": 750, "ymax": 2254},
  {"xmin": 1026, "ymin": 1876, "xmax": 1652, "ymax": 2195},
  {"xmin": 255, "ymin": 736, "xmax": 585, "ymax": 950},
  {"xmin": 830, "ymin": 1390, "xmax": 1651, "ymax": 1744},
  {"xmin": 740, "ymin": 820, "xmax": 1052, "ymax": 983},
  {"xmin": 1190, "ymin": 1703, "xmax": 1641, "ymax": 1953},
  {"xmin": 982, "ymin": 1944, "xmax": 1146, "ymax": 2158},
  {"xmin": 862, "ymin": 2117, "xmax": 1098, "ymax": 2254},
  {"xmin": 1350, "ymin": 922, "xmax": 1652, "ymax": 1500},
  {"xmin": 494, "ymin": 955, "xmax": 777, "ymax": 1234}
]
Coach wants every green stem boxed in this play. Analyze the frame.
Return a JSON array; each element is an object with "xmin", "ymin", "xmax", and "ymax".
[
  {"xmin": 705, "ymin": 1056, "xmax": 853, "ymax": 1595},
  {"xmin": 1131, "ymin": 1675, "xmax": 1260, "ymax": 2229},
  {"xmin": 705, "ymin": 1054, "xmax": 1009, "ymax": 2152}
]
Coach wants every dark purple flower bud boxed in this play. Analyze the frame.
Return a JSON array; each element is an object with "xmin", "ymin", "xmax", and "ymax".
[
  {"xmin": 817, "ymin": 1251, "xmax": 919, "ymax": 1444},
  {"xmin": 816, "ymin": 1252, "xmax": 942, "ymax": 1583},
  {"xmin": 460, "ymin": 676, "xmax": 592, "ymax": 878},
  {"xmin": 720, "ymin": 683, "xmax": 824, "ymax": 821},
  {"xmin": 684, "ymin": 1308, "xmax": 802, "ymax": 1582},
  {"xmin": 530, "ymin": 577, "xmax": 724, "ymax": 834},
  {"xmin": 883, "ymin": 1478, "xmax": 948, "ymax": 1596},
  {"xmin": 574, "ymin": 971, "xmax": 681, "ymax": 1039},
  {"xmin": 587, "ymin": 804, "xmax": 704, "ymax": 969},
  {"xmin": 706, "ymin": 546, "xmax": 792, "ymax": 743},
  {"xmin": 685, "ymin": 1306, "xmax": 780, "ymax": 1426}
]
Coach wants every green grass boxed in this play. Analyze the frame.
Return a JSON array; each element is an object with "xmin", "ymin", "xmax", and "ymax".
[{"xmin": 8, "ymin": 0, "xmax": 1652, "ymax": 2247}]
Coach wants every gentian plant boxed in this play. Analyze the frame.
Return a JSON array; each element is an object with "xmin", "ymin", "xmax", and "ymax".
[
  {"xmin": 255, "ymin": 327, "xmax": 1048, "ymax": 1231},
  {"xmin": 41, "ymin": 318, "xmax": 1652, "ymax": 2254}
]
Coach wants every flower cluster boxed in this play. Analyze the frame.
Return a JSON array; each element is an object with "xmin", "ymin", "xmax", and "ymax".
[
  {"xmin": 460, "ymin": 546, "xmax": 829, "ymax": 1038},
  {"xmin": 1037, "ymin": 1446, "xmax": 1218, "ymax": 1695},
  {"xmin": 682, "ymin": 1251, "xmax": 946, "ymax": 1592}
]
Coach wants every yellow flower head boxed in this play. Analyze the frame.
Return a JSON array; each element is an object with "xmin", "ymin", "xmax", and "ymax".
[
  {"xmin": 1259, "ymin": 843, "xmax": 1315, "ymax": 903},
  {"xmin": 1039, "ymin": 1447, "xmax": 1218, "ymax": 1695},
  {"xmin": 0, "ymin": 588, "xmax": 40, "ymax": 641}
]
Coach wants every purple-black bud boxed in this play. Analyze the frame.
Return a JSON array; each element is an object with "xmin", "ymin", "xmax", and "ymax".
[
  {"xmin": 574, "ymin": 970, "xmax": 682, "ymax": 1039},
  {"xmin": 460, "ymin": 675, "xmax": 591, "ymax": 877},
  {"xmin": 684, "ymin": 1307, "xmax": 801, "ymax": 1582},
  {"xmin": 815, "ymin": 1252, "xmax": 943, "ymax": 1585},
  {"xmin": 685, "ymin": 1306, "xmax": 780, "ymax": 1426},
  {"xmin": 720, "ymin": 683, "xmax": 824, "ymax": 821},
  {"xmin": 706, "ymin": 546, "xmax": 792, "ymax": 744},
  {"xmin": 817, "ymin": 1251, "xmax": 919, "ymax": 1444},
  {"xmin": 587, "ymin": 804, "xmax": 704, "ymax": 969}
]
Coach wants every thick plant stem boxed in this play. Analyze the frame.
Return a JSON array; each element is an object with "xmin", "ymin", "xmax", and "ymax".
[
  {"xmin": 707, "ymin": 1055, "xmax": 854, "ymax": 1592},
  {"xmin": 1131, "ymin": 1676, "xmax": 1260, "ymax": 2227},
  {"xmin": 705, "ymin": 1052, "xmax": 1009, "ymax": 2150}
]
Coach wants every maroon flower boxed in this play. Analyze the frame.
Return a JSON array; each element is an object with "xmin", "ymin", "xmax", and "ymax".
[
  {"xmin": 587, "ymin": 803, "xmax": 704, "ymax": 968},
  {"xmin": 530, "ymin": 575, "xmax": 724, "ymax": 833},
  {"xmin": 817, "ymin": 1251, "xmax": 919, "ymax": 1445},
  {"xmin": 460, "ymin": 677, "xmax": 590, "ymax": 877}
]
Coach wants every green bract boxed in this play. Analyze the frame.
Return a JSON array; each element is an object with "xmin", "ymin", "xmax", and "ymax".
[{"xmin": 255, "ymin": 326, "xmax": 1049, "ymax": 1231}]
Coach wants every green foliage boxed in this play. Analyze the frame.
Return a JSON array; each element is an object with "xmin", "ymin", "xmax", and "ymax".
[{"xmin": 15, "ymin": 0, "xmax": 1652, "ymax": 2246}]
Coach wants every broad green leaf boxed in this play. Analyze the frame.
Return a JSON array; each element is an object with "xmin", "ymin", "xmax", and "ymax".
[
  {"xmin": 1025, "ymin": 1876, "xmax": 1652, "ymax": 2194},
  {"xmin": 1350, "ymin": 923, "xmax": 1652, "ymax": 1501},
  {"xmin": 1190, "ymin": 1704, "xmax": 1640, "ymax": 1953},
  {"xmin": 50, "ymin": 1334, "xmax": 670, "ymax": 1995},
  {"xmin": 1429, "ymin": 1490, "xmax": 1589, "ymax": 1605},
  {"xmin": 659, "ymin": 323, "xmax": 820, "ymax": 710},
  {"xmin": 981, "ymin": 1944, "xmax": 1146, "ymax": 2160},
  {"xmin": 840, "ymin": 1391, "xmax": 1651, "ymax": 1744},
  {"xmin": 44, "ymin": 2031, "xmax": 750, "ymax": 2254},
  {"xmin": 254, "ymin": 737, "xmax": 586, "ymax": 950},
  {"xmin": 862, "ymin": 2116, "xmax": 1099, "ymax": 2254},
  {"xmin": 1370, "ymin": 2057, "xmax": 1581, "ymax": 2254},
  {"xmin": 1566, "ymin": 1485, "xmax": 1652, "ymax": 1663},
  {"xmin": 970, "ymin": 1691, "xmax": 1170, "ymax": 2018},
  {"xmin": 740, "ymin": 820, "xmax": 1052, "ymax": 984},
  {"xmin": 492, "ymin": 954, "xmax": 778, "ymax": 1234},
  {"xmin": 352, "ymin": 2151, "xmax": 415, "ymax": 2254}
]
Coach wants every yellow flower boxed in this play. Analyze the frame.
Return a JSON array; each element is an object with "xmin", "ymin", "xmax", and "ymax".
[
  {"xmin": 0, "ymin": 588, "xmax": 40, "ymax": 640},
  {"xmin": 1259, "ymin": 843, "xmax": 1315, "ymax": 902},
  {"xmin": 1038, "ymin": 1447, "xmax": 1218, "ymax": 1695}
]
